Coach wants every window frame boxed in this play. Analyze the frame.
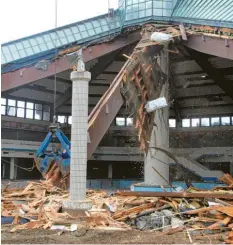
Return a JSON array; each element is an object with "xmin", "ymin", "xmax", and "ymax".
[
  {"xmin": 169, "ymin": 118, "xmax": 176, "ymax": 128},
  {"xmin": 182, "ymin": 118, "xmax": 190, "ymax": 128},
  {"xmin": 34, "ymin": 103, "xmax": 43, "ymax": 120},
  {"xmin": 16, "ymin": 100, "xmax": 26, "ymax": 118},
  {"xmin": 7, "ymin": 99, "xmax": 16, "ymax": 117},
  {"xmin": 191, "ymin": 118, "xmax": 200, "ymax": 128},
  {"xmin": 201, "ymin": 117, "xmax": 210, "ymax": 127},
  {"xmin": 116, "ymin": 117, "xmax": 126, "ymax": 126},
  {"xmin": 211, "ymin": 117, "xmax": 220, "ymax": 126},
  {"xmin": 1, "ymin": 98, "xmax": 6, "ymax": 115},
  {"xmin": 221, "ymin": 116, "xmax": 230, "ymax": 126},
  {"xmin": 3, "ymin": 97, "xmax": 50, "ymax": 121},
  {"xmin": 126, "ymin": 117, "xmax": 133, "ymax": 126}
]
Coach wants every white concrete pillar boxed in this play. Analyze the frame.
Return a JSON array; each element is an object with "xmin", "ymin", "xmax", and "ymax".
[
  {"xmin": 108, "ymin": 163, "xmax": 113, "ymax": 179},
  {"xmin": 70, "ymin": 71, "xmax": 90, "ymax": 201},
  {"xmin": 10, "ymin": 158, "xmax": 15, "ymax": 180},
  {"xmin": 63, "ymin": 69, "xmax": 92, "ymax": 211},
  {"xmin": 144, "ymin": 51, "xmax": 170, "ymax": 185}
]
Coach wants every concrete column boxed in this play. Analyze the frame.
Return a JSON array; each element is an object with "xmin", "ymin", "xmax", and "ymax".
[
  {"xmin": 2, "ymin": 163, "xmax": 6, "ymax": 179},
  {"xmin": 14, "ymin": 159, "xmax": 18, "ymax": 179},
  {"xmin": 108, "ymin": 163, "xmax": 113, "ymax": 179},
  {"xmin": 63, "ymin": 69, "xmax": 92, "ymax": 211},
  {"xmin": 10, "ymin": 158, "xmax": 15, "ymax": 180},
  {"xmin": 144, "ymin": 51, "xmax": 170, "ymax": 185},
  {"xmin": 230, "ymin": 162, "xmax": 233, "ymax": 176}
]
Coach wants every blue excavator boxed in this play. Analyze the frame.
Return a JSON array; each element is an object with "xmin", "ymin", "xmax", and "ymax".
[{"xmin": 34, "ymin": 122, "xmax": 71, "ymax": 186}]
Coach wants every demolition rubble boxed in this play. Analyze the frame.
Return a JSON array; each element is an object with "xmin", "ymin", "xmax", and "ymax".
[{"xmin": 1, "ymin": 174, "xmax": 233, "ymax": 243}]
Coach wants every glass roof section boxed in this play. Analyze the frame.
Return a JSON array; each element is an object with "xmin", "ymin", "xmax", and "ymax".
[
  {"xmin": 1, "ymin": 0, "xmax": 233, "ymax": 68},
  {"xmin": 1, "ymin": 14, "xmax": 121, "ymax": 65},
  {"xmin": 173, "ymin": 0, "xmax": 233, "ymax": 25}
]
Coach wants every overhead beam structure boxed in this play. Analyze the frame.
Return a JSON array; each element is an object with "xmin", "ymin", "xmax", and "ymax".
[
  {"xmin": 2, "ymin": 32, "xmax": 140, "ymax": 92},
  {"xmin": 189, "ymin": 49, "xmax": 233, "ymax": 100},
  {"xmin": 184, "ymin": 34, "xmax": 233, "ymax": 60},
  {"xmin": 87, "ymin": 62, "xmax": 127, "ymax": 158},
  {"xmin": 55, "ymin": 50, "xmax": 125, "ymax": 109}
]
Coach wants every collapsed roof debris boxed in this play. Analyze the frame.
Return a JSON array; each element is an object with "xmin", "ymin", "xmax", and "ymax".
[
  {"xmin": 1, "ymin": 20, "xmax": 233, "ymax": 243},
  {"xmin": 1, "ymin": 174, "xmax": 233, "ymax": 243}
]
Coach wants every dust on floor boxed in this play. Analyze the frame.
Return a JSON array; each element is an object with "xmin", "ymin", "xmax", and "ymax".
[{"xmin": 1, "ymin": 227, "xmax": 227, "ymax": 244}]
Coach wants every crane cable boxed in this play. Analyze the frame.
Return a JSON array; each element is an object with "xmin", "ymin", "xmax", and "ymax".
[{"xmin": 53, "ymin": 0, "xmax": 58, "ymax": 123}]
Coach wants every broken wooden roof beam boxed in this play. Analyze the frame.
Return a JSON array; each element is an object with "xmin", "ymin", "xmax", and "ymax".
[{"xmin": 116, "ymin": 191, "xmax": 233, "ymax": 200}]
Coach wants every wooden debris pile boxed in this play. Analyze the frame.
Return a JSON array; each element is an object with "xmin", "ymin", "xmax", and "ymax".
[
  {"xmin": 2, "ymin": 181, "xmax": 70, "ymax": 231},
  {"xmin": 1, "ymin": 174, "xmax": 233, "ymax": 243}
]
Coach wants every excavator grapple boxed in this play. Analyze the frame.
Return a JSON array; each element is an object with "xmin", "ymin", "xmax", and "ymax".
[{"xmin": 34, "ymin": 123, "xmax": 70, "ymax": 187}]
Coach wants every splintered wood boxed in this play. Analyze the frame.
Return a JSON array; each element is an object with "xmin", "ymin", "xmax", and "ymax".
[{"xmin": 2, "ymin": 176, "xmax": 233, "ymax": 239}]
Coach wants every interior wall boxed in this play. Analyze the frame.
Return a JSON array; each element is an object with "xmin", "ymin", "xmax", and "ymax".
[
  {"xmin": 87, "ymin": 161, "xmax": 108, "ymax": 179},
  {"xmin": 112, "ymin": 161, "xmax": 143, "ymax": 179},
  {"xmin": 170, "ymin": 129, "xmax": 233, "ymax": 148},
  {"xmin": 1, "ymin": 157, "xmax": 10, "ymax": 179},
  {"xmin": 201, "ymin": 162, "xmax": 230, "ymax": 174},
  {"xmin": 87, "ymin": 160, "xmax": 143, "ymax": 179},
  {"xmin": 16, "ymin": 158, "xmax": 42, "ymax": 179}
]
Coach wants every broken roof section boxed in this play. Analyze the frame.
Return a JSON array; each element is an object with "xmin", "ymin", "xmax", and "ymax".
[
  {"xmin": 1, "ymin": 13, "xmax": 122, "ymax": 72},
  {"xmin": 1, "ymin": 0, "xmax": 233, "ymax": 72}
]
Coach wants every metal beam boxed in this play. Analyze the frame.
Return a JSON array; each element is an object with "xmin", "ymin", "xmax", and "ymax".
[
  {"xmin": 35, "ymin": 78, "xmax": 71, "ymax": 92},
  {"xmin": 173, "ymin": 72, "xmax": 208, "ymax": 84},
  {"xmin": 179, "ymin": 105, "xmax": 233, "ymax": 117},
  {"xmin": 176, "ymin": 85, "xmax": 224, "ymax": 98},
  {"xmin": 184, "ymin": 34, "xmax": 233, "ymax": 60},
  {"xmin": 189, "ymin": 49, "xmax": 233, "ymax": 99},
  {"xmin": 47, "ymin": 76, "xmax": 71, "ymax": 85},
  {"xmin": 117, "ymin": 191, "xmax": 233, "ymax": 199},
  {"xmin": 90, "ymin": 79, "xmax": 111, "ymax": 85},
  {"xmin": 95, "ymin": 73, "xmax": 116, "ymax": 80},
  {"xmin": 56, "ymin": 103, "xmax": 129, "ymax": 115},
  {"xmin": 177, "ymin": 96, "xmax": 233, "ymax": 108},
  {"xmin": 55, "ymin": 51, "xmax": 121, "ymax": 109},
  {"xmin": 87, "ymin": 82, "xmax": 124, "ymax": 159},
  {"xmin": 175, "ymin": 79, "xmax": 214, "ymax": 88},
  {"xmin": 89, "ymin": 85, "xmax": 108, "ymax": 95},
  {"xmin": 172, "ymin": 60, "xmax": 202, "ymax": 74},
  {"xmin": 55, "ymin": 87, "xmax": 72, "ymax": 109},
  {"xmin": 9, "ymin": 88, "xmax": 55, "ymax": 103},
  {"xmin": 26, "ymin": 84, "xmax": 63, "ymax": 95},
  {"xmin": 2, "ymin": 32, "xmax": 141, "ymax": 92},
  {"xmin": 171, "ymin": 147, "xmax": 233, "ymax": 162},
  {"xmin": 90, "ymin": 154, "xmax": 142, "ymax": 161},
  {"xmin": 104, "ymin": 61, "xmax": 125, "ymax": 73}
]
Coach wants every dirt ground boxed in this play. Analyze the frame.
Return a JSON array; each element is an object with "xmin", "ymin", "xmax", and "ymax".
[{"xmin": 1, "ymin": 226, "xmax": 227, "ymax": 244}]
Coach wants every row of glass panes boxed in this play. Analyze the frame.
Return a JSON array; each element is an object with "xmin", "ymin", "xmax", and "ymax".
[
  {"xmin": 115, "ymin": 117, "xmax": 133, "ymax": 126},
  {"xmin": 1, "ymin": 98, "xmax": 50, "ymax": 121},
  {"xmin": 56, "ymin": 116, "xmax": 134, "ymax": 126},
  {"xmin": 169, "ymin": 116, "xmax": 233, "ymax": 128},
  {"xmin": 126, "ymin": 1, "xmax": 173, "ymax": 10},
  {"xmin": 182, "ymin": 117, "xmax": 233, "ymax": 127},
  {"xmin": 57, "ymin": 115, "xmax": 72, "ymax": 125},
  {"xmin": 126, "ymin": 0, "xmax": 152, "ymax": 5},
  {"xmin": 126, "ymin": 0, "xmax": 173, "ymax": 6},
  {"xmin": 125, "ymin": 9, "xmax": 172, "ymax": 20},
  {"xmin": 2, "ymin": 16, "xmax": 121, "ymax": 64}
]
